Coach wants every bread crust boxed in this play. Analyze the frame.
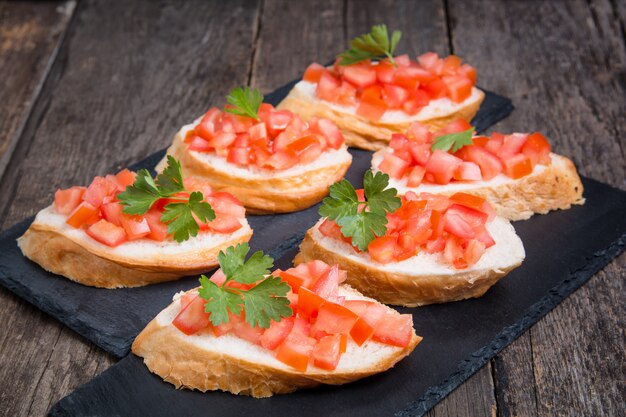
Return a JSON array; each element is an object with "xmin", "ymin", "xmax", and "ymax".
[
  {"xmin": 132, "ymin": 294, "xmax": 421, "ymax": 397},
  {"xmin": 277, "ymin": 86, "xmax": 485, "ymax": 151},
  {"xmin": 373, "ymin": 152, "xmax": 585, "ymax": 221},
  {"xmin": 159, "ymin": 129, "xmax": 352, "ymax": 214},
  {"xmin": 295, "ymin": 227, "xmax": 522, "ymax": 307},
  {"xmin": 17, "ymin": 219, "xmax": 253, "ymax": 288}
]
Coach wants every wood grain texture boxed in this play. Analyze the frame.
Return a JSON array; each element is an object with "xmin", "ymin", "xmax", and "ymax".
[
  {"xmin": 448, "ymin": 0, "xmax": 626, "ymax": 415},
  {"xmin": 0, "ymin": 1, "xmax": 75, "ymax": 182},
  {"xmin": 0, "ymin": 0, "xmax": 261, "ymax": 415}
]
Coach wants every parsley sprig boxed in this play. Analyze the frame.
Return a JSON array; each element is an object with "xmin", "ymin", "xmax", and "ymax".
[
  {"xmin": 430, "ymin": 127, "xmax": 475, "ymax": 153},
  {"xmin": 319, "ymin": 171, "xmax": 401, "ymax": 251},
  {"xmin": 117, "ymin": 156, "xmax": 215, "ymax": 242},
  {"xmin": 339, "ymin": 24, "xmax": 402, "ymax": 66},
  {"xmin": 223, "ymin": 86, "xmax": 263, "ymax": 120},
  {"xmin": 198, "ymin": 243, "xmax": 292, "ymax": 329}
]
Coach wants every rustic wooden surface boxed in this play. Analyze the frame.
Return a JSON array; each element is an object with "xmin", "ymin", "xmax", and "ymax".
[{"xmin": 0, "ymin": 0, "xmax": 623, "ymax": 415}]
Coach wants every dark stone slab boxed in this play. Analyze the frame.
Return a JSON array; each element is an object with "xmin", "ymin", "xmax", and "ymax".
[{"xmin": 48, "ymin": 177, "xmax": 626, "ymax": 416}]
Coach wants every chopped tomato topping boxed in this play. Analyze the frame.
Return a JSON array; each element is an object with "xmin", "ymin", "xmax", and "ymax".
[
  {"xmin": 86, "ymin": 220, "xmax": 127, "ymax": 247},
  {"xmin": 54, "ymin": 186, "xmax": 86, "ymax": 215},
  {"xmin": 172, "ymin": 294, "xmax": 210, "ymax": 335}
]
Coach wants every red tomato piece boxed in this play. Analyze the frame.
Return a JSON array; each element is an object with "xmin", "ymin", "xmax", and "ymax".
[
  {"xmin": 406, "ymin": 166, "xmax": 426, "ymax": 187},
  {"xmin": 55, "ymin": 186, "xmax": 86, "ymax": 215},
  {"xmin": 408, "ymin": 142, "xmax": 432, "ymax": 165},
  {"xmin": 188, "ymin": 136, "xmax": 212, "ymax": 152},
  {"xmin": 423, "ymin": 79, "xmax": 448, "ymax": 99},
  {"xmin": 453, "ymin": 161, "xmax": 482, "ymax": 181},
  {"xmin": 407, "ymin": 122, "xmax": 433, "ymax": 143},
  {"xmin": 522, "ymin": 132, "xmax": 551, "ymax": 165},
  {"xmin": 248, "ymin": 122, "xmax": 268, "ymax": 141},
  {"xmin": 444, "ymin": 211, "xmax": 475, "ymax": 239},
  {"xmin": 86, "ymin": 220, "xmax": 127, "ymax": 247},
  {"xmin": 120, "ymin": 214, "xmax": 151, "ymax": 240},
  {"xmin": 172, "ymin": 294, "xmax": 210, "ymax": 335},
  {"xmin": 442, "ymin": 75, "xmax": 473, "ymax": 102},
  {"xmin": 389, "ymin": 133, "xmax": 409, "ymax": 150},
  {"xmin": 318, "ymin": 218, "xmax": 344, "ymax": 240},
  {"xmin": 368, "ymin": 236, "xmax": 398, "ymax": 264},
  {"xmin": 83, "ymin": 176, "xmax": 118, "ymax": 208},
  {"xmin": 316, "ymin": 71, "xmax": 341, "ymax": 102},
  {"xmin": 379, "ymin": 153, "xmax": 410, "ymax": 179},
  {"xmin": 444, "ymin": 236, "xmax": 466, "ymax": 267},
  {"xmin": 297, "ymin": 287, "xmax": 325, "ymax": 320},
  {"xmin": 312, "ymin": 334, "xmax": 342, "ymax": 370},
  {"xmin": 279, "ymin": 271, "xmax": 306, "ymax": 292},
  {"xmin": 458, "ymin": 63, "xmax": 477, "ymax": 84},
  {"xmin": 209, "ymin": 131, "xmax": 237, "ymax": 149},
  {"xmin": 307, "ymin": 260, "xmax": 331, "ymax": 281},
  {"xmin": 463, "ymin": 146, "xmax": 503, "ymax": 180},
  {"xmin": 436, "ymin": 119, "xmax": 473, "ymax": 136},
  {"xmin": 231, "ymin": 315, "xmax": 264, "ymax": 345},
  {"xmin": 465, "ymin": 239, "xmax": 486, "ymax": 266},
  {"xmin": 374, "ymin": 61, "xmax": 396, "ymax": 83},
  {"xmin": 315, "ymin": 302, "xmax": 359, "ymax": 335},
  {"xmin": 448, "ymin": 192, "xmax": 487, "ymax": 212},
  {"xmin": 309, "ymin": 117, "xmax": 343, "ymax": 149},
  {"xmin": 207, "ymin": 192, "xmax": 245, "ymax": 218},
  {"xmin": 275, "ymin": 330, "xmax": 316, "ymax": 372},
  {"xmin": 287, "ymin": 135, "xmax": 323, "ymax": 164},
  {"xmin": 264, "ymin": 149, "xmax": 298, "ymax": 170},
  {"xmin": 101, "ymin": 202, "xmax": 124, "ymax": 226},
  {"xmin": 372, "ymin": 313, "xmax": 414, "ymax": 347},
  {"xmin": 66, "ymin": 202, "xmax": 100, "ymax": 228},
  {"xmin": 115, "ymin": 169, "xmax": 136, "ymax": 190},
  {"xmin": 497, "ymin": 133, "xmax": 528, "ymax": 159},
  {"xmin": 343, "ymin": 65, "xmax": 377, "ymax": 88},
  {"xmin": 260, "ymin": 317, "xmax": 294, "ymax": 350},
  {"xmin": 303, "ymin": 62, "xmax": 326, "ymax": 83},
  {"xmin": 312, "ymin": 265, "xmax": 340, "ymax": 301},
  {"xmin": 446, "ymin": 204, "xmax": 488, "ymax": 228},
  {"xmin": 474, "ymin": 225, "xmax": 496, "ymax": 248},
  {"xmin": 207, "ymin": 214, "xmax": 242, "ymax": 233},
  {"xmin": 425, "ymin": 150, "xmax": 463, "ymax": 184},
  {"xmin": 484, "ymin": 136, "xmax": 503, "ymax": 155},
  {"xmin": 503, "ymin": 154, "xmax": 533, "ymax": 179},
  {"xmin": 417, "ymin": 52, "xmax": 440, "ymax": 70},
  {"xmin": 394, "ymin": 54, "xmax": 411, "ymax": 67},
  {"xmin": 356, "ymin": 90, "xmax": 388, "ymax": 121},
  {"xmin": 227, "ymin": 147, "xmax": 250, "ymax": 166},
  {"xmin": 144, "ymin": 209, "xmax": 168, "ymax": 241}
]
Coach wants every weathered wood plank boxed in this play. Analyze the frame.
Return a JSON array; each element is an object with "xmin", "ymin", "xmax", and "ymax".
[
  {"xmin": 0, "ymin": 1, "xmax": 75, "ymax": 181},
  {"xmin": 0, "ymin": 1, "xmax": 261, "ymax": 415},
  {"xmin": 448, "ymin": 0, "xmax": 626, "ymax": 415},
  {"xmin": 428, "ymin": 365, "xmax": 497, "ymax": 417}
]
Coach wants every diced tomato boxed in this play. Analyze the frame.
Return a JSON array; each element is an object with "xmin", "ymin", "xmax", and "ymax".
[
  {"xmin": 316, "ymin": 71, "xmax": 341, "ymax": 102},
  {"xmin": 188, "ymin": 136, "xmax": 212, "ymax": 152},
  {"xmin": 446, "ymin": 204, "xmax": 488, "ymax": 228},
  {"xmin": 315, "ymin": 301, "xmax": 359, "ymax": 335},
  {"xmin": 83, "ymin": 176, "xmax": 118, "ymax": 208},
  {"xmin": 312, "ymin": 334, "xmax": 342, "ymax": 370},
  {"xmin": 472, "ymin": 136, "xmax": 489, "ymax": 147},
  {"xmin": 394, "ymin": 54, "xmax": 411, "ymax": 67},
  {"xmin": 425, "ymin": 236, "xmax": 446, "ymax": 253},
  {"xmin": 444, "ymin": 211, "xmax": 475, "ymax": 239},
  {"xmin": 115, "ymin": 169, "xmax": 136, "ymax": 190},
  {"xmin": 406, "ymin": 165, "xmax": 426, "ymax": 187},
  {"xmin": 436, "ymin": 119, "xmax": 473, "ymax": 136},
  {"xmin": 374, "ymin": 61, "xmax": 396, "ymax": 83},
  {"xmin": 408, "ymin": 142, "xmax": 431, "ymax": 165},
  {"xmin": 484, "ymin": 136, "xmax": 503, "ymax": 155},
  {"xmin": 449, "ymin": 192, "xmax": 487, "ymax": 212},
  {"xmin": 474, "ymin": 225, "xmax": 496, "ymax": 248},
  {"xmin": 231, "ymin": 314, "xmax": 264, "ymax": 345},
  {"xmin": 275, "ymin": 330, "xmax": 316, "ymax": 372},
  {"xmin": 407, "ymin": 122, "xmax": 433, "ymax": 143},
  {"xmin": 120, "ymin": 214, "xmax": 151, "ymax": 240},
  {"xmin": 207, "ymin": 192, "xmax": 245, "ymax": 218},
  {"xmin": 389, "ymin": 133, "xmax": 409, "ymax": 150},
  {"xmin": 307, "ymin": 260, "xmax": 331, "ymax": 281},
  {"xmin": 522, "ymin": 132, "xmax": 551, "ymax": 165},
  {"xmin": 309, "ymin": 117, "xmax": 343, "ymax": 149},
  {"xmin": 465, "ymin": 239, "xmax": 486, "ymax": 266},
  {"xmin": 356, "ymin": 87, "xmax": 388, "ymax": 121},
  {"xmin": 318, "ymin": 218, "xmax": 344, "ymax": 240},
  {"xmin": 350, "ymin": 317, "xmax": 375, "ymax": 346},
  {"xmin": 311, "ymin": 265, "xmax": 340, "ymax": 300},
  {"xmin": 55, "ymin": 186, "xmax": 86, "ymax": 215},
  {"xmin": 444, "ymin": 236, "xmax": 466, "ymax": 268},
  {"xmin": 458, "ymin": 63, "xmax": 477, "ymax": 84},
  {"xmin": 101, "ymin": 202, "xmax": 124, "ymax": 226},
  {"xmin": 264, "ymin": 149, "xmax": 298, "ymax": 170},
  {"xmin": 267, "ymin": 110, "xmax": 293, "ymax": 136},
  {"xmin": 207, "ymin": 214, "xmax": 242, "ymax": 233},
  {"xmin": 227, "ymin": 147, "xmax": 250, "ymax": 166},
  {"xmin": 303, "ymin": 62, "xmax": 326, "ymax": 83},
  {"xmin": 463, "ymin": 146, "xmax": 503, "ymax": 180},
  {"xmin": 298, "ymin": 287, "xmax": 325, "ymax": 320},
  {"xmin": 260, "ymin": 317, "xmax": 294, "ymax": 350},
  {"xmin": 503, "ymin": 154, "xmax": 533, "ymax": 179},
  {"xmin": 343, "ymin": 65, "xmax": 377, "ymax": 88},
  {"xmin": 423, "ymin": 79, "xmax": 447, "ymax": 99},
  {"xmin": 443, "ymin": 75, "xmax": 472, "ymax": 102},
  {"xmin": 66, "ymin": 202, "xmax": 100, "ymax": 228},
  {"xmin": 498, "ymin": 133, "xmax": 528, "ymax": 159},
  {"xmin": 86, "ymin": 220, "xmax": 127, "ymax": 247},
  {"xmin": 248, "ymin": 122, "xmax": 268, "ymax": 142},
  {"xmin": 372, "ymin": 313, "xmax": 413, "ymax": 347},
  {"xmin": 172, "ymin": 295, "xmax": 210, "ymax": 335},
  {"xmin": 144, "ymin": 209, "xmax": 168, "ymax": 241},
  {"xmin": 180, "ymin": 291, "xmax": 199, "ymax": 310},
  {"xmin": 280, "ymin": 271, "xmax": 306, "ymax": 292},
  {"xmin": 379, "ymin": 153, "xmax": 410, "ymax": 179},
  {"xmin": 286, "ymin": 135, "xmax": 323, "ymax": 164},
  {"xmin": 368, "ymin": 236, "xmax": 398, "ymax": 264},
  {"xmin": 383, "ymin": 84, "xmax": 410, "ymax": 108},
  {"xmin": 209, "ymin": 131, "xmax": 237, "ymax": 149},
  {"xmin": 453, "ymin": 161, "xmax": 482, "ymax": 181},
  {"xmin": 425, "ymin": 150, "xmax": 463, "ymax": 184},
  {"xmin": 418, "ymin": 52, "xmax": 440, "ymax": 70}
]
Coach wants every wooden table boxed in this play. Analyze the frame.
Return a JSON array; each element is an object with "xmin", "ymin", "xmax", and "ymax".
[{"xmin": 0, "ymin": 1, "xmax": 623, "ymax": 415}]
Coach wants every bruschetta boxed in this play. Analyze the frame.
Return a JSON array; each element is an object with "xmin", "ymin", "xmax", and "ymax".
[
  {"xmin": 18, "ymin": 157, "xmax": 252, "ymax": 288},
  {"xmin": 277, "ymin": 24, "xmax": 484, "ymax": 150},
  {"xmin": 294, "ymin": 170, "xmax": 525, "ymax": 306},
  {"xmin": 132, "ymin": 244, "xmax": 420, "ymax": 397},
  {"xmin": 157, "ymin": 87, "xmax": 352, "ymax": 214},
  {"xmin": 371, "ymin": 119, "xmax": 585, "ymax": 220}
]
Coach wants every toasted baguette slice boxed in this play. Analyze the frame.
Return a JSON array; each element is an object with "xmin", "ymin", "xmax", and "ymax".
[
  {"xmin": 372, "ymin": 152, "xmax": 584, "ymax": 221},
  {"xmin": 132, "ymin": 286, "xmax": 421, "ymax": 397},
  {"xmin": 277, "ymin": 81, "xmax": 485, "ymax": 151},
  {"xmin": 17, "ymin": 205, "xmax": 253, "ymax": 288},
  {"xmin": 158, "ymin": 120, "xmax": 353, "ymax": 214},
  {"xmin": 295, "ymin": 217, "xmax": 525, "ymax": 307}
]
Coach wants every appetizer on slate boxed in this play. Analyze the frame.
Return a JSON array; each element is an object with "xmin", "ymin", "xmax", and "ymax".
[
  {"xmin": 295, "ymin": 171, "xmax": 525, "ymax": 306},
  {"xmin": 18, "ymin": 157, "xmax": 252, "ymax": 288},
  {"xmin": 158, "ymin": 87, "xmax": 352, "ymax": 214},
  {"xmin": 132, "ymin": 243, "xmax": 420, "ymax": 397},
  {"xmin": 372, "ymin": 119, "xmax": 585, "ymax": 220},
  {"xmin": 278, "ymin": 24, "xmax": 483, "ymax": 150}
]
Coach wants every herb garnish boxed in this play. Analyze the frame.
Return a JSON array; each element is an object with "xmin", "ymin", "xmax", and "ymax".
[
  {"xmin": 223, "ymin": 86, "xmax": 264, "ymax": 120},
  {"xmin": 430, "ymin": 127, "xmax": 475, "ymax": 153},
  {"xmin": 338, "ymin": 24, "xmax": 402, "ymax": 66}
]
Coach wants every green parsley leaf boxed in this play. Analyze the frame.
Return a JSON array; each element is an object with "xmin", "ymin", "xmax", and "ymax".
[
  {"xmin": 217, "ymin": 242, "xmax": 274, "ymax": 284},
  {"xmin": 242, "ymin": 276, "xmax": 292, "ymax": 328},
  {"xmin": 155, "ymin": 155, "xmax": 185, "ymax": 196},
  {"xmin": 161, "ymin": 192, "xmax": 215, "ymax": 242},
  {"xmin": 117, "ymin": 169, "xmax": 161, "ymax": 214},
  {"xmin": 319, "ymin": 170, "xmax": 401, "ymax": 251},
  {"xmin": 197, "ymin": 244, "xmax": 292, "ymax": 329},
  {"xmin": 430, "ymin": 127, "xmax": 475, "ymax": 153},
  {"xmin": 339, "ymin": 24, "xmax": 402, "ymax": 66},
  {"xmin": 198, "ymin": 275, "xmax": 242, "ymax": 326},
  {"xmin": 223, "ymin": 86, "xmax": 263, "ymax": 120}
]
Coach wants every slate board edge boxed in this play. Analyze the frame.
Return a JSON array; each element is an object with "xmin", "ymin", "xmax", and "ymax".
[{"xmin": 397, "ymin": 232, "xmax": 626, "ymax": 417}]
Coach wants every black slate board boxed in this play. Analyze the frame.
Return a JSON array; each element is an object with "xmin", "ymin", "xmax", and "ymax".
[
  {"xmin": 48, "ymin": 176, "xmax": 626, "ymax": 416},
  {"xmin": 0, "ymin": 84, "xmax": 511, "ymax": 358}
]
